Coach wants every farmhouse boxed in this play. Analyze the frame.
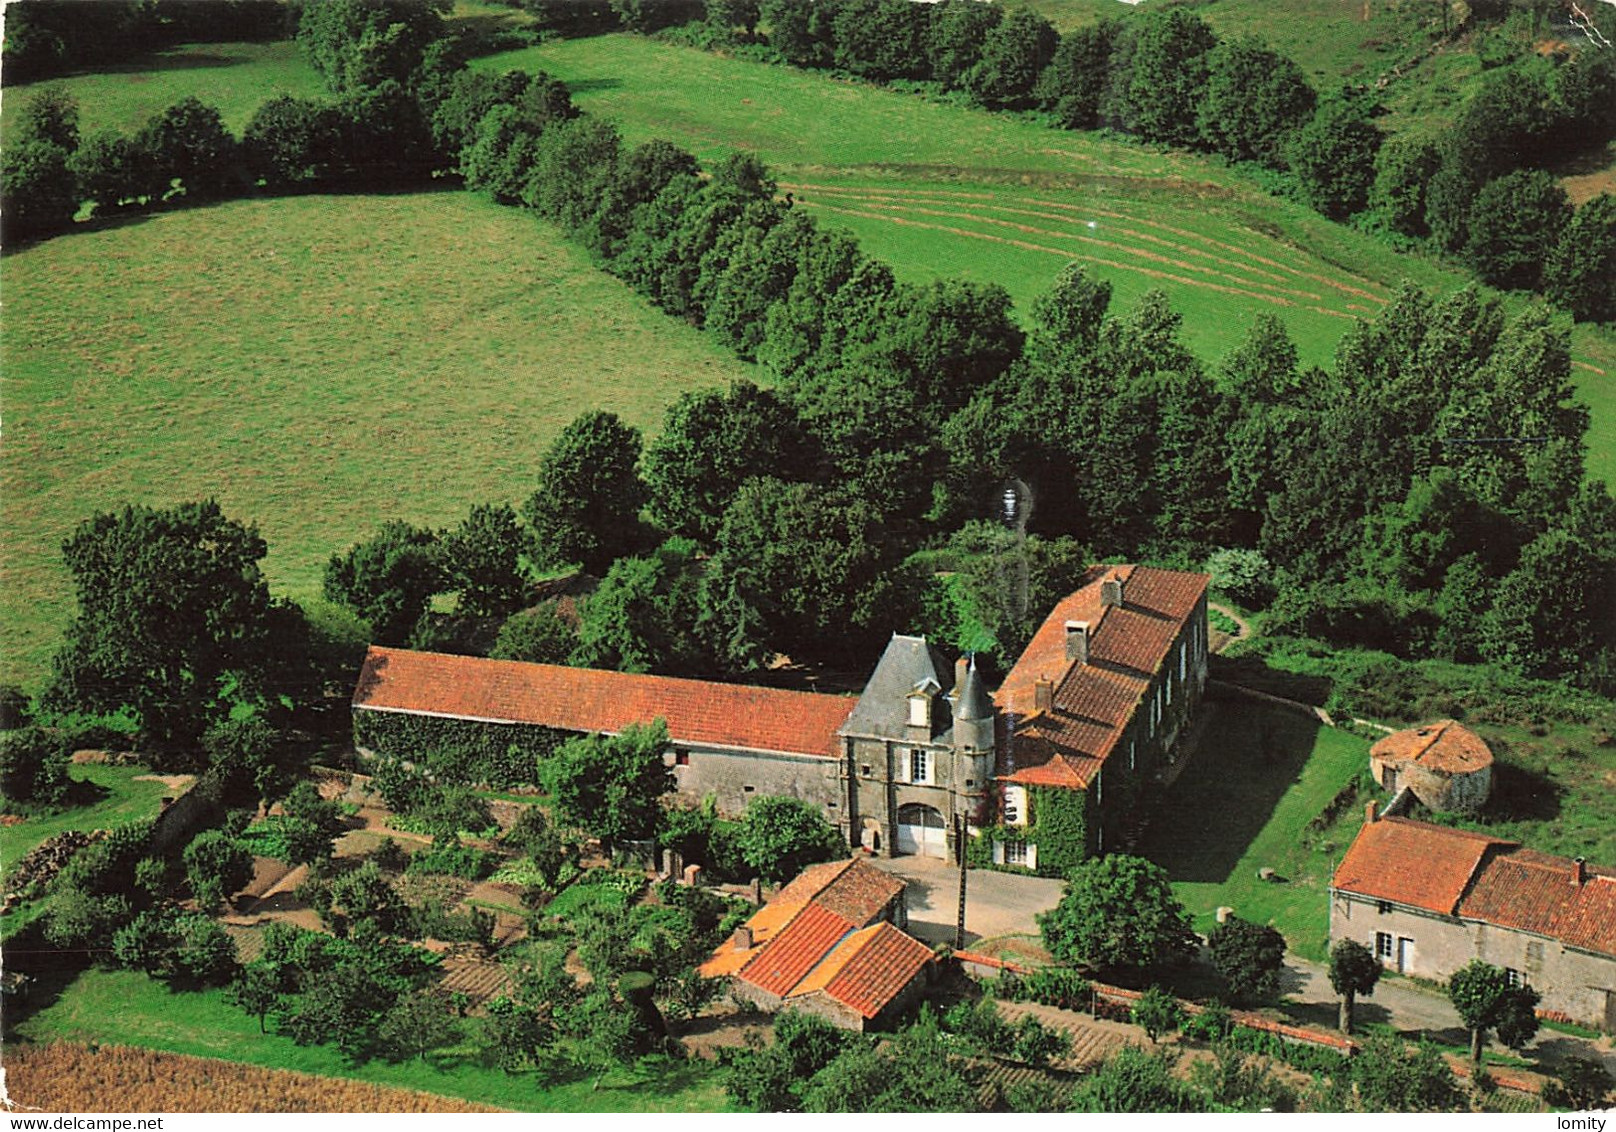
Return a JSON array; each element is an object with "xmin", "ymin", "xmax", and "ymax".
[
  {"xmin": 988, "ymin": 565, "xmax": 1210, "ymax": 871},
  {"xmin": 1330, "ymin": 808, "xmax": 1616, "ymax": 1031},
  {"xmin": 698, "ymin": 857, "xmax": 933, "ymax": 1031},
  {"xmin": 350, "ymin": 564, "xmax": 1210, "ymax": 870}
]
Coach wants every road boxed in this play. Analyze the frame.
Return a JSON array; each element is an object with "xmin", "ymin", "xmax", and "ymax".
[{"xmin": 865, "ymin": 853, "xmax": 1616, "ymax": 1073}]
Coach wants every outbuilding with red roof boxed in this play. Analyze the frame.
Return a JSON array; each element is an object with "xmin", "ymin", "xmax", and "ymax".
[{"xmin": 1330, "ymin": 808, "xmax": 1616, "ymax": 1032}]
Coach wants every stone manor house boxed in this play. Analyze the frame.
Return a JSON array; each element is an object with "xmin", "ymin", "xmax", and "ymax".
[{"xmin": 351, "ymin": 564, "xmax": 1210, "ymax": 871}]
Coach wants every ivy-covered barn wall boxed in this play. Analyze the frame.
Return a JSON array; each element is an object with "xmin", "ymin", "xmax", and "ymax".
[
  {"xmin": 968, "ymin": 784, "xmax": 1094, "ymax": 877},
  {"xmin": 352, "ymin": 709, "xmax": 568, "ymax": 789}
]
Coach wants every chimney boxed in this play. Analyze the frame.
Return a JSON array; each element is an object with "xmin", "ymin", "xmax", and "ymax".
[
  {"xmin": 1572, "ymin": 857, "xmax": 1586, "ymax": 886},
  {"xmin": 732, "ymin": 925, "xmax": 753, "ymax": 951},
  {"xmin": 1101, "ymin": 577, "xmax": 1123, "ymax": 608},
  {"xmin": 1034, "ymin": 679, "xmax": 1053, "ymax": 712},
  {"xmin": 1065, "ymin": 620, "xmax": 1089, "ymax": 665},
  {"xmin": 1365, "ymin": 800, "xmax": 1379, "ymax": 824}
]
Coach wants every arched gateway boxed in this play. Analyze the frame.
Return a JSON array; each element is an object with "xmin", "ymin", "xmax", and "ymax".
[{"xmin": 896, "ymin": 803, "xmax": 947, "ymax": 859}]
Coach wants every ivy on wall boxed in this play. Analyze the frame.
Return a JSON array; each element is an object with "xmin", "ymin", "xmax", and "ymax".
[
  {"xmin": 967, "ymin": 785, "xmax": 1093, "ymax": 877},
  {"xmin": 352, "ymin": 710, "xmax": 567, "ymax": 789}
]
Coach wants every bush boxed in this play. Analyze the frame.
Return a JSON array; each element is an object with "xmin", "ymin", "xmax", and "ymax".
[
  {"xmin": 1131, "ymin": 986, "xmax": 1182, "ymax": 1043},
  {"xmin": 404, "ymin": 838, "xmax": 496, "ymax": 881},
  {"xmin": 1205, "ymin": 548, "xmax": 1275, "ymax": 607}
]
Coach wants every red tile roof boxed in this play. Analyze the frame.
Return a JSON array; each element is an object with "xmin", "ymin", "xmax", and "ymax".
[
  {"xmin": 739, "ymin": 903, "xmax": 856, "ymax": 998},
  {"xmin": 819, "ymin": 923, "xmax": 935, "ymax": 1019},
  {"xmin": 993, "ymin": 565, "xmax": 1204, "ymax": 793},
  {"xmin": 703, "ymin": 859, "xmax": 932, "ymax": 1018},
  {"xmin": 353, "ymin": 646, "xmax": 855, "ymax": 759},
  {"xmin": 1370, "ymin": 720, "xmax": 1493, "ymax": 776},
  {"xmin": 1458, "ymin": 848, "xmax": 1616, "ymax": 957},
  {"xmin": 1331, "ymin": 817, "xmax": 1509, "ymax": 915},
  {"xmin": 1335, "ymin": 818, "xmax": 1616, "ymax": 957}
]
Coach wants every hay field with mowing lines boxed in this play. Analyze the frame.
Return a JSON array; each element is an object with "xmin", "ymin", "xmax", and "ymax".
[
  {"xmin": 508, "ymin": 34, "xmax": 1616, "ymax": 480},
  {"xmin": 0, "ymin": 192, "xmax": 757, "ymax": 688}
]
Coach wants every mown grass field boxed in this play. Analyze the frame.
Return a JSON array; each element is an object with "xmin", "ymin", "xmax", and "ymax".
[
  {"xmin": 13, "ymin": 969, "xmax": 731, "ymax": 1112},
  {"xmin": 0, "ymin": 764, "xmax": 173, "ymax": 867},
  {"xmin": 0, "ymin": 192, "xmax": 757, "ymax": 687},
  {"xmin": 0, "ymin": 40, "xmax": 326, "ymax": 137},
  {"xmin": 1135, "ymin": 701, "xmax": 1373, "ymax": 962},
  {"xmin": 498, "ymin": 34, "xmax": 1616, "ymax": 480}
]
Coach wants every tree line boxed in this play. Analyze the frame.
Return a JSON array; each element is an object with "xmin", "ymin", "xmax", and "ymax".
[
  {"xmin": 9, "ymin": 0, "xmax": 1614, "ymax": 734},
  {"xmin": 570, "ymin": 0, "xmax": 1616, "ymax": 323}
]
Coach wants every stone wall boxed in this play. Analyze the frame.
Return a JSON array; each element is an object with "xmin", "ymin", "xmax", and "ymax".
[{"xmin": 670, "ymin": 744, "xmax": 843, "ymax": 823}]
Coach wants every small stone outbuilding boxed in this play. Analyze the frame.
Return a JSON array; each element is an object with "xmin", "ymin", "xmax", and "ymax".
[
  {"xmin": 699, "ymin": 858, "xmax": 934, "ymax": 1031},
  {"xmin": 1369, "ymin": 720, "xmax": 1492, "ymax": 815}
]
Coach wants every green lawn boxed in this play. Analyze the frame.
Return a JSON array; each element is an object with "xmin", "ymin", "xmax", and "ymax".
[
  {"xmin": 0, "ymin": 192, "xmax": 758, "ymax": 688},
  {"xmin": 1, "ymin": 764, "xmax": 173, "ymax": 868},
  {"xmin": 14, "ymin": 968, "xmax": 731, "ymax": 1112},
  {"xmin": 1136, "ymin": 702, "xmax": 1373, "ymax": 962},
  {"xmin": 0, "ymin": 40, "xmax": 326, "ymax": 138},
  {"xmin": 500, "ymin": 34, "xmax": 1616, "ymax": 478}
]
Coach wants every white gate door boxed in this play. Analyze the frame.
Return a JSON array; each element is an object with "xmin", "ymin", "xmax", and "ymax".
[{"xmin": 896, "ymin": 804, "xmax": 948, "ymax": 859}]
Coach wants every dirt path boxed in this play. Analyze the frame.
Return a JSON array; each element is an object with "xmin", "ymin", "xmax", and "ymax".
[{"xmin": 1207, "ymin": 602, "xmax": 1252, "ymax": 653}]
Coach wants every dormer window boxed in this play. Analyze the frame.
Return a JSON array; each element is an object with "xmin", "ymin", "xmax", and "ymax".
[{"xmin": 908, "ymin": 692, "xmax": 930, "ymax": 728}]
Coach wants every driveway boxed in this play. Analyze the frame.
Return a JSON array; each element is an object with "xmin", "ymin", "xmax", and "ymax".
[
  {"xmin": 1280, "ymin": 955, "xmax": 1616, "ymax": 1075},
  {"xmin": 864, "ymin": 854, "xmax": 1066, "ymax": 947}
]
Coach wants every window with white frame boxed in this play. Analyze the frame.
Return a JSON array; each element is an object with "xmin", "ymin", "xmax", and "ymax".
[
  {"xmin": 1129, "ymin": 740, "xmax": 1136, "ymax": 772},
  {"xmin": 909, "ymin": 748, "xmax": 931, "ymax": 785},
  {"xmin": 1179, "ymin": 642, "xmax": 1187, "ymax": 683},
  {"xmin": 1003, "ymin": 840, "xmax": 1029, "ymax": 866},
  {"xmin": 1375, "ymin": 932, "xmax": 1393, "ymax": 960},
  {"xmin": 1003, "ymin": 784, "xmax": 1027, "ymax": 826}
]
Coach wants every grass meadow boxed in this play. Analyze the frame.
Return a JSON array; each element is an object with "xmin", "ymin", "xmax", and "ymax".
[
  {"xmin": 0, "ymin": 41, "xmax": 326, "ymax": 138},
  {"xmin": 0, "ymin": 764, "xmax": 174, "ymax": 867},
  {"xmin": 12, "ymin": 968, "xmax": 731, "ymax": 1112},
  {"xmin": 498, "ymin": 34, "xmax": 1616, "ymax": 480},
  {"xmin": 0, "ymin": 192, "xmax": 757, "ymax": 687},
  {"xmin": 1135, "ymin": 701, "xmax": 1373, "ymax": 962}
]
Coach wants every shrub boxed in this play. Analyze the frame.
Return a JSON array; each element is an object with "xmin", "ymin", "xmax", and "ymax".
[
  {"xmin": 1131, "ymin": 986, "xmax": 1182, "ymax": 1043},
  {"xmin": 404, "ymin": 838, "xmax": 496, "ymax": 881}
]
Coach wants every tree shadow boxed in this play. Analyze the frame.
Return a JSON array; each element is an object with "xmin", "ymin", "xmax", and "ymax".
[
  {"xmin": 566, "ymin": 78, "xmax": 623, "ymax": 94},
  {"xmin": 1209, "ymin": 654, "xmax": 1333, "ymax": 708},
  {"xmin": 94, "ymin": 50, "xmax": 249, "ymax": 75},
  {"xmin": 1479, "ymin": 761, "xmax": 1562, "ymax": 823},
  {"xmin": 1134, "ymin": 702, "xmax": 1325, "ymax": 885},
  {"xmin": 0, "ymin": 925, "xmax": 93, "ymax": 1040},
  {"xmin": 64, "ymin": 776, "xmax": 112, "ymax": 808}
]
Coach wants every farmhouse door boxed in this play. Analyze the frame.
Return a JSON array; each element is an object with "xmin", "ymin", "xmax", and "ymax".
[
  {"xmin": 1396, "ymin": 937, "xmax": 1415, "ymax": 974},
  {"xmin": 896, "ymin": 803, "xmax": 948, "ymax": 858}
]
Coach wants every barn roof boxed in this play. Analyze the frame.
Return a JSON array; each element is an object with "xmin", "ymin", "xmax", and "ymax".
[{"xmin": 352, "ymin": 646, "xmax": 855, "ymax": 759}]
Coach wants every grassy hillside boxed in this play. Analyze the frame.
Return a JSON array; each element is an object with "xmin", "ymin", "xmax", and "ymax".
[
  {"xmin": 494, "ymin": 34, "xmax": 1616, "ymax": 483},
  {"xmin": 0, "ymin": 192, "xmax": 758, "ymax": 688}
]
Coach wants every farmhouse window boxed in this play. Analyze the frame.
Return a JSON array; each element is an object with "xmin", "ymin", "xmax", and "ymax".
[
  {"xmin": 675, "ymin": 751, "xmax": 690, "ymax": 767},
  {"xmin": 862, "ymin": 764, "xmax": 872, "ymax": 777},
  {"xmin": 909, "ymin": 749, "xmax": 931, "ymax": 785},
  {"xmin": 1179, "ymin": 642, "xmax": 1187, "ymax": 683},
  {"xmin": 1377, "ymin": 900, "xmax": 1393, "ymax": 915},
  {"xmin": 1004, "ymin": 840, "xmax": 1029, "ymax": 866},
  {"xmin": 1129, "ymin": 741, "xmax": 1136, "ymax": 772},
  {"xmin": 1506, "ymin": 967, "xmax": 1523, "ymax": 988},
  {"xmin": 743, "ymin": 785, "xmax": 755, "ymax": 793},
  {"xmin": 1375, "ymin": 932, "xmax": 1394, "ymax": 960}
]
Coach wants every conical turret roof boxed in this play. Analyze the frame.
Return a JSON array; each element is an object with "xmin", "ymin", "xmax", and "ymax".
[{"xmin": 955, "ymin": 656, "xmax": 993, "ymax": 721}]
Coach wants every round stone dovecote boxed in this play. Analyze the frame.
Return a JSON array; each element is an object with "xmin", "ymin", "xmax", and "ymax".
[{"xmin": 1369, "ymin": 720, "xmax": 1493, "ymax": 815}]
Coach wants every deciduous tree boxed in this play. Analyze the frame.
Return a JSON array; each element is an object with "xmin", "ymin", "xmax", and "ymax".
[
  {"xmin": 1447, "ymin": 959, "xmax": 1541, "ymax": 1063},
  {"xmin": 523, "ymin": 410, "xmax": 648, "ymax": 576},
  {"xmin": 1038, "ymin": 855, "xmax": 1197, "ymax": 979},
  {"xmin": 45, "ymin": 502, "xmax": 280, "ymax": 752},
  {"xmin": 539, "ymin": 721, "xmax": 673, "ymax": 852},
  {"xmin": 1328, "ymin": 938, "xmax": 1381, "ymax": 1034},
  {"xmin": 323, "ymin": 521, "xmax": 445, "ymax": 646},
  {"xmin": 1207, "ymin": 915, "xmax": 1287, "ymax": 1004}
]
